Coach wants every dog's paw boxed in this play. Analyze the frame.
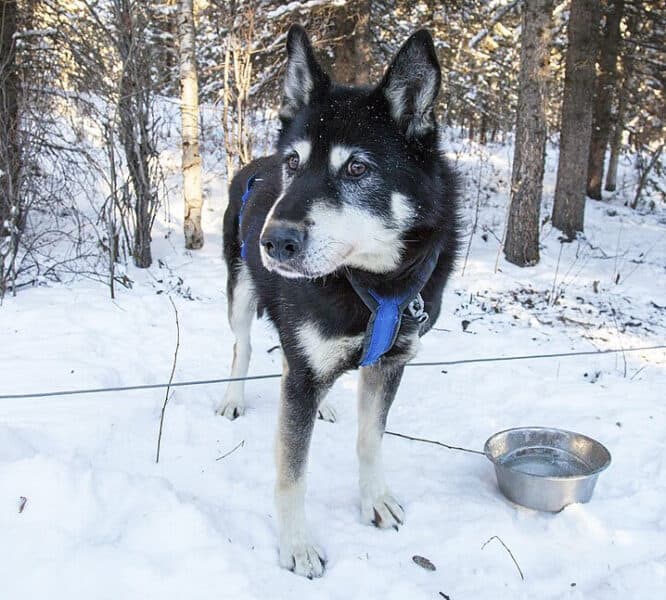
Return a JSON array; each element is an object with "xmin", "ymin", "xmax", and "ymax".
[
  {"xmin": 215, "ymin": 399, "xmax": 245, "ymax": 420},
  {"xmin": 279, "ymin": 539, "xmax": 326, "ymax": 579},
  {"xmin": 361, "ymin": 492, "xmax": 405, "ymax": 531},
  {"xmin": 317, "ymin": 401, "xmax": 337, "ymax": 423}
]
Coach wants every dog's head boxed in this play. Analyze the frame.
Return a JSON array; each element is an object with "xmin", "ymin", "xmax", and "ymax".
[{"xmin": 260, "ymin": 25, "xmax": 443, "ymax": 279}]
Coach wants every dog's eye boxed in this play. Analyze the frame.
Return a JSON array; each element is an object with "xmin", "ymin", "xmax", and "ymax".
[
  {"xmin": 286, "ymin": 153, "xmax": 300, "ymax": 172},
  {"xmin": 346, "ymin": 159, "xmax": 367, "ymax": 178}
]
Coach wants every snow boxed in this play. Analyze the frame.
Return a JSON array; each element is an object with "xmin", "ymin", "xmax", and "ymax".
[
  {"xmin": 266, "ymin": 0, "xmax": 347, "ymax": 21},
  {"xmin": 1, "ymin": 123, "xmax": 665, "ymax": 599}
]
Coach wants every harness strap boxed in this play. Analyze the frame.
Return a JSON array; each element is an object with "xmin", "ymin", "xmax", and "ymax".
[
  {"xmin": 346, "ymin": 252, "xmax": 439, "ymax": 367},
  {"xmin": 238, "ymin": 174, "xmax": 256, "ymax": 259}
]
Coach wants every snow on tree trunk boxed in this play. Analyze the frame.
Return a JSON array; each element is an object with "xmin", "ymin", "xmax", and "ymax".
[
  {"xmin": 586, "ymin": 0, "xmax": 624, "ymax": 200},
  {"xmin": 552, "ymin": 0, "xmax": 600, "ymax": 240},
  {"xmin": 178, "ymin": 0, "xmax": 204, "ymax": 250},
  {"xmin": 504, "ymin": 0, "xmax": 554, "ymax": 267}
]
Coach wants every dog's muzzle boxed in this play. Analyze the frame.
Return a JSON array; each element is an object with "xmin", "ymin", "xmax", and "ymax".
[{"xmin": 261, "ymin": 224, "xmax": 305, "ymax": 263}]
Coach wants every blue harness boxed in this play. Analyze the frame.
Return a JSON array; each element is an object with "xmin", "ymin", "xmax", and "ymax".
[
  {"xmin": 345, "ymin": 258, "xmax": 435, "ymax": 366},
  {"xmin": 238, "ymin": 174, "xmax": 257, "ymax": 259},
  {"xmin": 239, "ymin": 175, "xmax": 434, "ymax": 367}
]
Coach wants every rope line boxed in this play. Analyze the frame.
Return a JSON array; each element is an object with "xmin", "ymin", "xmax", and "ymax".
[
  {"xmin": 384, "ymin": 430, "xmax": 485, "ymax": 455},
  {"xmin": 407, "ymin": 344, "xmax": 665, "ymax": 367},
  {"xmin": 1, "ymin": 344, "xmax": 663, "ymax": 401}
]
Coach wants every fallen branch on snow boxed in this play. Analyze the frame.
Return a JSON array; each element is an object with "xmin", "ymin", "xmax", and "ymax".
[
  {"xmin": 216, "ymin": 440, "xmax": 245, "ymax": 461},
  {"xmin": 481, "ymin": 535, "xmax": 525, "ymax": 581}
]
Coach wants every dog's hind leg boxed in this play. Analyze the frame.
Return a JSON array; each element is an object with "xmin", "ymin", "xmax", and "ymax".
[
  {"xmin": 216, "ymin": 263, "xmax": 256, "ymax": 420},
  {"xmin": 275, "ymin": 359, "xmax": 328, "ymax": 578},
  {"xmin": 357, "ymin": 363, "xmax": 405, "ymax": 530}
]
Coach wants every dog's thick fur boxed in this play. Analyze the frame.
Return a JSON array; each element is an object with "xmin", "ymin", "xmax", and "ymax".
[{"xmin": 219, "ymin": 25, "xmax": 460, "ymax": 578}]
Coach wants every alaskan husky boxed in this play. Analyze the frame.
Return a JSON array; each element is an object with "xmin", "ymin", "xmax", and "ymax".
[{"xmin": 219, "ymin": 25, "xmax": 460, "ymax": 578}]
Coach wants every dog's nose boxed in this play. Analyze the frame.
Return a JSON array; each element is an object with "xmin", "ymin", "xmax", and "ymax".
[{"xmin": 260, "ymin": 226, "xmax": 304, "ymax": 262}]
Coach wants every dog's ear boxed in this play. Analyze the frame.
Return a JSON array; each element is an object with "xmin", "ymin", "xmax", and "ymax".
[
  {"xmin": 377, "ymin": 30, "xmax": 441, "ymax": 139},
  {"xmin": 279, "ymin": 25, "xmax": 330, "ymax": 123}
]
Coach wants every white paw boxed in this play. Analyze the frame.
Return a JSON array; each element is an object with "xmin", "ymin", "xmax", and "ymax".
[
  {"xmin": 317, "ymin": 401, "xmax": 337, "ymax": 423},
  {"xmin": 279, "ymin": 539, "xmax": 326, "ymax": 579},
  {"xmin": 215, "ymin": 398, "xmax": 245, "ymax": 420},
  {"xmin": 361, "ymin": 492, "xmax": 405, "ymax": 530}
]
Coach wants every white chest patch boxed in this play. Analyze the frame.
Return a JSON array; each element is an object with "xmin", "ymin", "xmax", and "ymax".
[{"xmin": 296, "ymin": 322, "xmax": 364, "ymax": 379}]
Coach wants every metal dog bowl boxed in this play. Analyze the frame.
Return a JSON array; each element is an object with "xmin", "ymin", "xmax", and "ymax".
[{"xmin": 484, "ymin": 427, "xmax": 611, "ymax": 512}]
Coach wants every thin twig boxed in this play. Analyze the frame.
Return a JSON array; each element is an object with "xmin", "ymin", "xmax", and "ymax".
[
  {"xmin": 385, "ymin": 430, "xmax": 484, "ymax": 456},
  {"xmin": 612, "ymin": 222, "xmax": 623, "ymax": 285},
  {"xmin": 482, "ymin": 535, "xmax": 525, "ymax": 581},
  {"xmin": 630, "ymin": 366, "xmax": 646, "ymax": 380},
  {"xmin": 215, "ymin": 440, "xmax": 245, "ymax": 461},
  {"xmin": 155, "ymin": 297, "xmax": 180, "ymax": 464},
  {"xmin": 549, "ymin": 241, "xmax": 564, "ymax": 306},
  {"xmin": 609, "ymin": 304, "xmax": 627, "ymax": 378},
  {"xmin": 495, "ymin": 144, "xmax": 514, "ymax": 274},
  {"xmin": 462, "ymin": 152, "xmax": 486, "ymax": 276}
]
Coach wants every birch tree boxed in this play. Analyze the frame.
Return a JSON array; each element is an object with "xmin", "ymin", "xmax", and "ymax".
[
  {"xmin": 504, "ymin": 0, "xmax": 554, "ymax": 267},
  {"xmin": 177, "ymin": 0, "xmax": 203, "ymax": 250}
]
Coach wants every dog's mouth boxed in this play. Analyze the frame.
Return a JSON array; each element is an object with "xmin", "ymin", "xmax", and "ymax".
[
  {"xmin": 262, "ymin": 257, "xmax": 328, "ymax": 280},
  {"xmin": 261, "ymin": 247, "xmax": 351, "ymax": 280},
  {"xmin": 265, "ymin": 260, "xmax": 309, "ymax": 279}
]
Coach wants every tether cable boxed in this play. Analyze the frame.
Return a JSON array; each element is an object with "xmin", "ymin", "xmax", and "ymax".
[{"xmin": 0, "ymin": 344, "xmax": 663, "ymax": 400}]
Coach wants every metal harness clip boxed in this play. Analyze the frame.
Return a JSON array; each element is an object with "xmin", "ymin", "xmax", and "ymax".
[{"xmin": 408, "ymin": 293, "xmax": 429, "ymax": 323}]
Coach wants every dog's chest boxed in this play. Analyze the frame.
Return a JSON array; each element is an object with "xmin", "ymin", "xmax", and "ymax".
[
  {"xmin": 295, "ymin": 322, "xmax": 364, "ymax": 379},
  {"xmin": 294, "ymin": 320, "xmax": 421, "ymax": 380}
]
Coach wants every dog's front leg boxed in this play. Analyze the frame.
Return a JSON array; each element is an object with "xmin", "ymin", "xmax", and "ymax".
[
  {"xmin": 357, "ymin": 362, "xmax": 405, "ymax": 529},
  {"xmin": 275, "ymin": 362, "xmax": 327, "ymax": 578}
]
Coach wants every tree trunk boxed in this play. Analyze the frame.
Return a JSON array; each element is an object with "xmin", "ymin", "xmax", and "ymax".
[
  {"xmin": 586, "ymin": 0, "xmax": 624, "ymax": 200},
  {"xmin": 354, "ymin": 2, "xmax": 372, "ymax": 83},
  {"xmin": 178, "ymin": 0, "xmax": 204, "ymax": 250},
  {"xmin": 552, "ymin": 0, "xmax": 600, "ymax": 240},
  {"xmin": 504, "ymin": 0, "xmax": 554, "ymax": 267},
  {"xmin": 479, "ymin": 112, "xmax": 488, "ymax": 145},
  {"xmin": 631, "ymin": 144, "xmax": 663, "ymax": 209},
  {"xmin": 331, "ymin": 0, "xmax": 372, "ymax": 84},
  {"xmin": 0, "ymin": 0, "xmax": 19, "ymax": 237},
  {"xmin": 605, "ymin": 55, "xmax": 631, "ymax": 192},
  {"xmin": 116, "ymin": 0, "xmax": 156, "ymax": 269},
  {"xmin": 605, "ymin": 107, "xmax": 624, "ymax": 192}
]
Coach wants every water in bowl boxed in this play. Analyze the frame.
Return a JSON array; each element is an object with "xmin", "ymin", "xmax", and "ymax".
[{"xmin": 500, "ymin": 446, "xmax": 591, "ymax": 477}]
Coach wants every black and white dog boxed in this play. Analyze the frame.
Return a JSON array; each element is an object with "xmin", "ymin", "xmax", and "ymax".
[{"xmin": 219, "ymin": 25, "xmax": 459, "ymax": 578}]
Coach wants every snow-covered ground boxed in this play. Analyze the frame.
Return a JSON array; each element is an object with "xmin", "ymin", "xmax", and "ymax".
[{"xmin": 1, "ymin": 127, "xmax": 665, "ymax": 599}]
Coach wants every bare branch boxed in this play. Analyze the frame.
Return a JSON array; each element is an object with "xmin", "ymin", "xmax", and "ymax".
[{"xmin": 155, "ymin": 297, "xmax": 181, "ymax": 464}]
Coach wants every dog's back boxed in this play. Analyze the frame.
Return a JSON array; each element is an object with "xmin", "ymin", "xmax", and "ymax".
[{"xmin": 223, "ymin": 155, "xmax": 281, "ymax": 281}]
